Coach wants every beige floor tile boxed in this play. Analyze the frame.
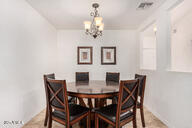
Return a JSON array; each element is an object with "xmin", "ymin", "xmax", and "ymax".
[{"xmin": 23, "ymin": 106, "xmax": 167, "ymax": 128}]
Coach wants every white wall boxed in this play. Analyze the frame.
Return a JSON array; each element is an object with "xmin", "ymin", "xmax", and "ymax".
[
  {"xmin": 56, "ymin": 30, "xmax": 138, "ymax": 82},
  {"xmin": 0, "ymin": 0, "xmax": 57, "ymax": 127},
  {"xmin": 138, "ymin": 0, "xmax": 192, "ymax": 127},
  {"xmin": 170, "ymin": 0, "xmax": 192, "ymax": 72}
]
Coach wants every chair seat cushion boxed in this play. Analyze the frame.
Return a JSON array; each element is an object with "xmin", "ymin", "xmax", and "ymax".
[
  {"xmin": 95, "ymin": 104, "xmax": 133, "ymax": 122},
  {"xmin": 52, "ymin": 104, "xmax": 89, "ymax": 121}
]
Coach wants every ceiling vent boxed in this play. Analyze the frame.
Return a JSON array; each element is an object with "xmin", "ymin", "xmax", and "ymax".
[{"xmin": 137, "ymin": 1, "xmax": 153, "ymax": 10}]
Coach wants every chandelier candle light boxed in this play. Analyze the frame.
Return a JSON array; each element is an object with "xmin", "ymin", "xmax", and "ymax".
[{"xmin": 84, "ymin": 3, "xmax": 104, "ymax": 39}]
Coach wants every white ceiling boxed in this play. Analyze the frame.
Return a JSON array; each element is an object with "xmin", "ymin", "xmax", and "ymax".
[{"xmin": 27, "ymin": 0, "xmax": 166, "ymax": 29}]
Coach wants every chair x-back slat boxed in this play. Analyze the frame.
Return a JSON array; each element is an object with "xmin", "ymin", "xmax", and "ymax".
[
  {"xmin": 48, "ymin": 86, "xmax": 65, "ymax": 107},
  {"xmin": 47, "ymin": 83, "xmax": 65, "ymax": 108},
  {"xmin": 121, "ymin": 85, "xmax": 137, "ymax": 106}
]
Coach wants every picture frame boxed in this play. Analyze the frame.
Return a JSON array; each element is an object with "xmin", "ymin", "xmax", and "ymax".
[
  {"xmin": 101, "ymin": 47, "xmax": 116, "ymax": 65},
  {"xmin": 77, "ymin": 47, "xmax": 93, "ymax": 64}
]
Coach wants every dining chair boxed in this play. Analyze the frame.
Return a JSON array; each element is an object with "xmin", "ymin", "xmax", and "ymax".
[
  {"xmin": 75, "ymin": 72, "xmax": 93, "ymax": 108},
  {"xmin": 135, "ymin": 74, "xmax": 147, "ymax": 127},
  {"xmin": 43, "ymin": 73, "xmax": 76, "ymax": 126},
  {"xmin": 106, "ymin": 72, "xmax": 120, "ymax": 83},
  {"xmin": 76, "ymin": 72, "xmax": 89, "ymax": 82},
  {"xmin": 105, "ymin": 72, "xmax": 120, "ymax": 104},
  {"xmin": 43, "ymin": 74, "xmax": 55, "ymax": 126},
  {"xmin": 46, "ymin": 78, "xmax": 90, "ymax": 128},
  {"xmin": 95, "ymin": 79, "xmax": 139, "ymax": 128}
]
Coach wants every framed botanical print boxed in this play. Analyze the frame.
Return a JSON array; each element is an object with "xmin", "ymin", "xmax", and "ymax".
[
  {"xmin": 77, "ymin": 47, "xmax": 93, "ymax": 64},
  {"xmin": 101, "ymin": 47, "xmax": 116, "ymax": 65}
]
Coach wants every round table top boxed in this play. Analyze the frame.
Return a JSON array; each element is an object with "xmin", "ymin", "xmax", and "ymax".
[{"xmin": 67, "ymin": 80, "xmax": 119, "ymax": 98}]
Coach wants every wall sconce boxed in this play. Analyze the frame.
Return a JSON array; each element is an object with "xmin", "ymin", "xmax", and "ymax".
[{"xmin": 153, "ymin": 27, "xmax": 157, "ymax": 34}]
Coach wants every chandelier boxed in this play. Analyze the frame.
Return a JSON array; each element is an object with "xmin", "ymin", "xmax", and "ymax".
[{"xmin": 84, "ymin": 3, "xmax": 104, "ymax": 39}]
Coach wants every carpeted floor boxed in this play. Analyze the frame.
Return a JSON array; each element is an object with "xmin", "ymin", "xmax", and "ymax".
[{"xmin": 23, "ymin": 107, "xmax": 167, "ymax": 128}]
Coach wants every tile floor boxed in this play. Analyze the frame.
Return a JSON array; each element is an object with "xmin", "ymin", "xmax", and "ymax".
[{"xmin": 23, "ymin": 107, "xmax": 167, "ymax": 128}]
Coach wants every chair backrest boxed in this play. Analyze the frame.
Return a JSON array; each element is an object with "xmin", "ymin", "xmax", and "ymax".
[
  {"xmin": 44, "ymin": 73, "xmax": 55, "ymax": 80},
  {"xmin": 76, "ymin": 72, "xmax": 89, "ymax": 82},
  {"xmin": 46, "ymin": 79, "xmax": 69, "ymax": 122},
  {"xmin": 135, "ymin": 74, "xmax": 146, "ymax": 98},
  {"xmin": 43, "ymin": 74, "xmax": 55, "ymax": 107},
  {"xmin": 116, "ymin": 79, "xmax": 139, "ymax": 122},
  {"xmin": 106, "ymin": 72, "xmax": 120, "ymax": 83}
]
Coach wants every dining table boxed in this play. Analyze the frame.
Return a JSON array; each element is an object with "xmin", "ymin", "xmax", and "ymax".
[{"xmin": 67, "ymin": 80, "xmax": 120, "ymax": 128}]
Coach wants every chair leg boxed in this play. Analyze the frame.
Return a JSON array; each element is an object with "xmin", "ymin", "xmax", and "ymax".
[
  {"xmin": 88, "ymin": 111, "xmax": 91, "ymax": 128},
  {"xmin": 86, "ymin": 115, "xmax": 89, "ymax": 128},
  {"xmin": 88, "ymin": 98, "xmax": 93, "ymax": 109},
  {"xmin": 115, "ymin": 125, "xmax": 120, "ymax": 128},
  {"xmin": 140, "ymin": 105, "xmax": 146, "ymax": 127},
  {"xmin": 112, "ymin": 98, "xmax": 116, "ymax": 104},
  {"xmin": 103, "ymin": 98, "xmax": 107, "ymax": 106},
  {"xmin": 100, "ymin": 99, "xmax": 106, "ymax": 107},
  {"xmin": 133, "ymin": 116, "xmax": 137, "ymax": 128},
  {"xmin": 44, "ymin": 106, "xmax": 48, "ymax": 126},
  {"xmin": 47, "ymin": 115, "xmax": 52, "ymax": 128},
  {"xmin": 95, "ymin": 114, "xmax": 99, "ymax": 128}
]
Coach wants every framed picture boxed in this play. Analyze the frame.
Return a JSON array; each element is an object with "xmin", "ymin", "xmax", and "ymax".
[
  {"xmin": 77, "ymin": 47, "xmax": 93, "ymax": 64},
  {"xmin": 101, "ymin": 47, "xmax": 116, "ymax": 65}
]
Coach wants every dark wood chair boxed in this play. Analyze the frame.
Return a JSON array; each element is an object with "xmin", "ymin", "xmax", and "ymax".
[
  {"xmin": 95, "ymin": 79, "xmax": 140, "ymax": 128},
  {"xmin": 46, "ymin": 78, "xmax": 90, "ymax": 128},
  {"xmin": 75, "ymin": 72, "xmax": 93, "ymax": 108},
  {"xmin": 135, "ymin": 74, "xmax": 147, "ymax": 127},
  {"xmin": 76, "ymin": 72, "xmax": 89, "ymax": 82},
  {"xmin": 105, "ymin": 72, "xmax": 120, "ymax": 104},
  {"xmin": 43, "ymin": 74, "xmax": 55, "ymax": 126},
  {"xmin": 106, "ymin": 72, "xmax": 120, "ymax": 83},
  {"xmin": 43, "ymin": 73, "xmax": 76, "ymax": 127}
]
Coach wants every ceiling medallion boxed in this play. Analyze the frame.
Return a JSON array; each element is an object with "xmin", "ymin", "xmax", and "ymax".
[{"xmin": 84, "ymin": 3, "xmax": 104, "ymax": 39}]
